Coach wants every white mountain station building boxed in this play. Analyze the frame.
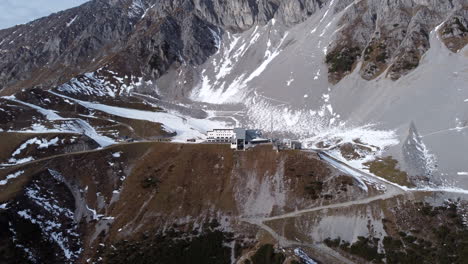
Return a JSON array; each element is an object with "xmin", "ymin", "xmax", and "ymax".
[
  {"xmin": 206, "ymin": 128, "xmax": 269, "ymax": 150},
  {"xmin": 206, "ymin": 129, "xmax": 235, "ymax": 143}
]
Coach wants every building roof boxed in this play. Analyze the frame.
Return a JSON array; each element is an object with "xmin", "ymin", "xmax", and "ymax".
[
  {"xmin": 245, "ymin": 129, "xmax": 262, "ymax": 142},
  {"xmin": 233, "ymin": 128, "xmax": 246, "ymax": 139}
]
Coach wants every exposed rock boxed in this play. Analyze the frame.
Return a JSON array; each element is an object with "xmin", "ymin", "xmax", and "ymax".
[
  {"xmin": 0, "ymin": 0, "xmax": 465, "ymax": 95},
  {"xmin": 327, "ymin": 0, "xmax": 466, "ymax": 82},
  {"xmin": 1, "ymin": 170, "xmax": 81, "ymax": 264},
  {"xmin": 0, "ymin": 0, "xmax": 326, "ymax": 96},
  {"xmin": 440, "ymin": 9, "xmax": 468, "ymax": 52}
]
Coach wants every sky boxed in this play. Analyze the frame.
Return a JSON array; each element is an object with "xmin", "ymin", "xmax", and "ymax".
[{"xmin": 0, "ymin": 0, "xmax": 89, "ymax": 29}]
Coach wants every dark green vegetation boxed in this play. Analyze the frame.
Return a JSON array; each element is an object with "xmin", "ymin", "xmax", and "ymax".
[
  {"xmin": 390, "ymin": 49, "xmax": 420, "ymax": 78},
  {"xmin": 339, "ymin": 143, "xmax": 372, "ymax": 160},
  {"xmin": 0, "ymin": 169, "xmax": 81, "ymax": 264},
  {"xmin": 400, "ymin": 59, "xmax": 419, "ymax": 71},
  {"xmin": 364, "ymin": 43, "xmax": 387, "ymax": 63},
  {"xmin": 443, "ymin": 17, "xmax": 468, "ymax": 35},
  {"xmin": 324, "ymin": 236, "xmax": 383, "ymax": 262},
  {"xmin": 0, "ymin": 211, "xmax": 30, "ymax": 264},
  {"xmin": 247, "ymin": 244, "xmax": 286, "ymax": 264},
  {"xmin": 284, "ymin": 154, "xmax": 335, "ymax": 201},
  {"xmin": 325, "ymin": 201, "xmax": 468, "ymax": 263},
  {"xmin": 326, "ymin": 47, "xmax": 361, "ymax": 74},
  {"xmin": 104, "ymin": 221, "xmax": 234, "ymax": 264},
  {"xmin": 364, "ymin": 157, "xmax": 412, "ymax": 187},
  {"xmin": 376, "ymin": 51, "xmax": 387, "ymax": 63},
  {"xmin": 304, "ymin": 181, "xmax": 323, "ymax": 199},
  {"xmin": 140, "ymin": 176, "xmax": 161, "ymax": 189}
]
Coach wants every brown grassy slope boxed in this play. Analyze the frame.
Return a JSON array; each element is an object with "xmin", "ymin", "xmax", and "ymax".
[
  {"xmin": 0, "ymin": 132, "xmax": 99, "ymax": 164},
  {"xmin": 0, "ymin": 133, "xmax": 44, "ymax": 162},
  {"xmin": 105, "ymin": 145, "xmax": 366, "ymax": 242},
  {"xmin": 0, "ymin": 142, "xmax": 366, "ymax": 226},
  {"xmin": 0, "ymin": 142, "xmax": 367, "ymax": 263}
]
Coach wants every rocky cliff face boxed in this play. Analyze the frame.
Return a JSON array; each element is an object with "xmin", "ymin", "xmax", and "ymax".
[
  {"xmin": 1, "ymin": 0, "xmax": 466, "ymax": 95},
  {"xmin": 327, "ymin": 0, "xmax": 467, "ymax": 83},
  {"xmin": 0, "ymin": 0, "xmax": 139, "ymax": 94},
  {"xmin": 0, "ymin": 0, "xmax": 326, "ymax": 95}
]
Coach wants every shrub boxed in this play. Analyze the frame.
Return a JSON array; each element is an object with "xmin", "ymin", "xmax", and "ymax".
[
  {"xmin": 141, "ymin": 176, "xmax": 161, "ymax": 189},
  {"xmin": 250, "ymin": 244, "xmax": 285, "ymax": 264},
  {"xmin": 326, "ymin": 47, "xmax": 361, "ymax": 73}
]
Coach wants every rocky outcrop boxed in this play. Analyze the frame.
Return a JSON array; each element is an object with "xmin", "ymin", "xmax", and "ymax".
[
  {"xmin": 0, "ymin": 0, "xmax": 325, "ymax": 95},
  {"xmin": 0, "ymin": 169, "xmax": 82, "ymax": 264},
  {"xmin": 1, "ymin": 0, "xmax": 465, "ymax": 94},
  {"xmin": 327, "ymin": 0, "xmax": 468, "ymax": 83},
  {"xmin": 0, "ymin": 0, "xmax": 143, "ymax": 95},
  {"xmin": 440, "ymin": 9, "xmax": 468, "ymax": 53}
]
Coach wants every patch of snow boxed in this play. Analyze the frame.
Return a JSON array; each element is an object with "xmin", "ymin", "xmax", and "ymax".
[
  {"xmin": 4, "ymin": 96, "xmax": 62, "ymax": 120},
  {"xmin": 306, "ymin": 125, "xmax": 399, "ymax": 172},
  {"xmin": 17, "ymin": 183, "xmax": 82, "ymax": 262},
  {"xmin": 37, "ymin": 137, "xmax": 59, "ymax": 149},
  {"xmin": 192, "ymin": 71, "xmax": 246, "ymax": 104},
  {"xmin": 314, "ymin": 69, "xmax": 321, "ymax": 80},
  {"xmin": 209, "ymin": 27, "xmax": 221, "ymax": 50},
  {"xmin": 244, "ymin": 32, "xmax": 289, "ymax": 84},
  {"xmin": 5, "ymin": 157, "xmax": 34, "ymax": 166},
  {"xmin": 112, "ymin": 152, "xmax": 121, "ymax": 158},
  {"xmin": 216, "ymin": 36, "xmax": 241, "ymax": 80},
  {"xmin": 56, "ymin": 119, "xmax": 115, "ymax": 147},
  {"xmin": 294, "ymin": 248, "xmax": 318, "ymax": 264},
  {"xmin": 58, "ymin": 72, "xmax": 117, "ymax": 97},
  {"xmin": 57, "ymin": 70, "xmax": 147, "ymax": 98},
  {"xmin": 322, "ymin": 93, "xmax": 330, "ymax": 102},
  {"xmin": 128, "ymin": 0, "xmax": 145, "ymax": 18},
  {"xmin": 11, "ymin": 137, "xmax": 39, "ymax": 156},
  {"xmin": 319, "ymin": 153, "xmax": 368, "ymax": 191},
  {"xmin": 86, "ymin": 204, "xmax": 104, "ymax": 221},
  {"xmin": 244, "ymin": 94, "xmax": 343, "ymax": 137},
  {"xmin": 458, "ymin": 172, "xmax": 468, "ymax": 176},
  {"xmin": 66, "ymin": 15, "xmax": 78, "ymax": 27},
  {"xmin": 25, "ymin": 184, "xmax": 73, "ymax": 219},
  {"xmin": 191, "ymin": 29, "xmax": 289, "ymax": 105},
  {"xmin": 141, "ymin": 4, "xmax": 156, "ymax": 19},
  {"xmin": 9, "ymin": 137, "xmax": 60, "ymax": 160},
  {"xmin": 50, "ymin": 91, "xmax": 228, "ymax": 141}
]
